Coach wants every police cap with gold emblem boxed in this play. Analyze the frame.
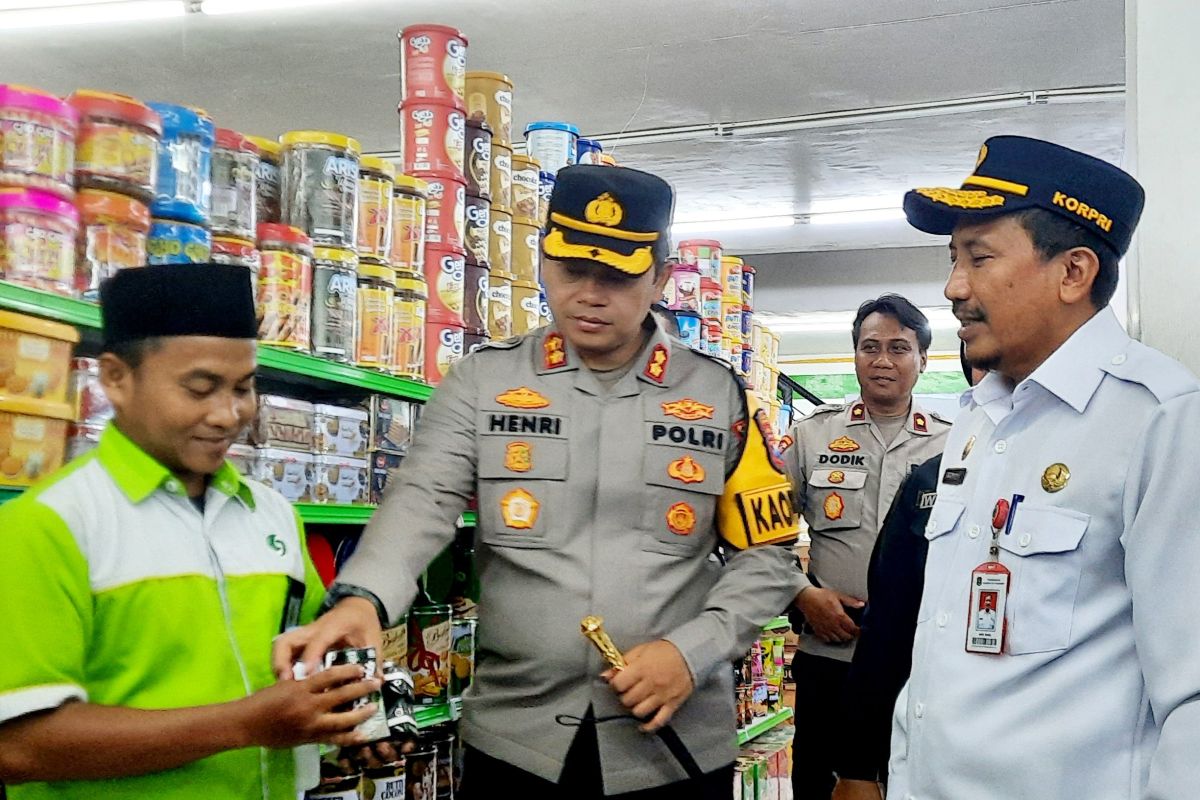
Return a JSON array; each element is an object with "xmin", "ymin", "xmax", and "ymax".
[
  {"xmin": 543, "ymin": 164, "xmax": 674, "ymax": 276},
  {"xmin": 903, "ymin": 135, "xmax": 1145, "ymax": 256}
]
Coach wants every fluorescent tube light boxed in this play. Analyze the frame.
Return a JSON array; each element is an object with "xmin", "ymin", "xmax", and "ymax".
[
  {"xmin": 0, "ymin": 0, "xmax": 182, "ymax": 27},
  {"xmin": 671, "ymin": 215, "xmax": 795, "ymax": 236},
  {"xmin": 199, "ymin": 0, "xmax": 335, "ymax": 14}
]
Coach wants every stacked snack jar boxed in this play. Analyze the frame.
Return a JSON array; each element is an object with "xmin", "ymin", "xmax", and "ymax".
[
  {"xmin": 524, "ymin": 121, "xmax": 579, "ymax": 175},
  {"xmin": 356, "ymin": 261, "xmax": 395, "ymax": 370},
  {"xmin": 257, "ymin": 223, "xmax": 313, "ymax": 350},
  {"xmin": 400, "ymin": 24, "xmax": 469, "ymax": 110},
  {"xmin": 146, "ymin": 102, "xmax": 214, "ymax": 226},
  {"xmin": 0, "ymin": 84, "xmax": 77, "ymax": 200},
  {"xmin": 246, "ymin": 135, "xmax": 282, "ymax": 225},
  {"xmin": 75, "ymin": 188, "xmax": 150, "ymax": 300},
  {"xmin": 211, "ymin": 234, "xmax": 260, "ymax": 293},
  {"xmin": 423, "ymin": 245, "xmax": 465, "ymax": 325},
  {"xmin": 392, "ymin": 274, "xmax": 427, "ymax": 380},
  {"xmin": 211, "ymin": 128, "xmax": 259, "ymax": 241},
  {"xmin": 280, "ymin": 130, "xmax": 361, "ymax": 249},
  {"xmin": 464, "ymin": 119, "xmax": 492, "ymax": 201},
  {"xmin": 357, "ymin": 155, "xmax": 395, "ymax": 264},
  {"xmin": 465, "ymin": 71, "xmax": 513, "ymax": 148},
  {"xmin": 678, "ymin": 239, "xmax": 722, "ymax": 281},
  {"xmin": 425, "ymin": 308, "xmax": 464, "ymax": 387},
  {"xmin": 391, "ymin": 174, "xmax": 429, "ymax": 276},
  {"xmin": 68, "ymin": 90, "xmax": 160, "ymax": 204},
  {"xmin": 0, "ymin": 188, "xmax": 78, "ymax": 296},
  {"xmin": 310, "ymin": 245, "xmax": 359, "ymax": 364}
]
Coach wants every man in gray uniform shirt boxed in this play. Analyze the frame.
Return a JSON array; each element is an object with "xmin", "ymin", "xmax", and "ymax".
[
  {"xmin": 780, "ymin": 295, "xmax": 950, "ymax": 800},
  {"xmin": 274, "ymin": 165, "xmax": 804, "ymax": 799}
]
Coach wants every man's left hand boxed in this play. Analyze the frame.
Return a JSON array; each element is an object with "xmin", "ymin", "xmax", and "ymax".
[{"xmin": 604, "ymin": 640, "xmax": 695, "ymax": 733}]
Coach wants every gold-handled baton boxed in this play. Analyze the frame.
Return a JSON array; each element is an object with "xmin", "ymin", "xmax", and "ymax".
[{"xmin": 580, "ymin": 616, "xmax": 704, "ymax": 779}]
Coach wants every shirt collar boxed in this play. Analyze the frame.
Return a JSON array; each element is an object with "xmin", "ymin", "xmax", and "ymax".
[
  {"xmin": 534, "ymin": 315, "xmax": 675, "ymax": 389},
  {"xmin": 97, "ymin": 424, "xmax": 255, "ymax": 508},
  {"xmin": 1023, "ymin": 307, "xmax": 1130, "ymax": 414},
  {"xmin": 844, "ymin": 397, "xmax": 934, "ymax": 436}
]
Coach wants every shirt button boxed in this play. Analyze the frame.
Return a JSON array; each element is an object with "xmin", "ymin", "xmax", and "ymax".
[
  {"xmin": 165, "ymin": 479, "xmax": 181, "ymax": 493},
  {"xmin": 1112, "ymin": 354, "xmax": 1127, "ymax": 365},
  {"xmin": 915, "ymin": 702, "xmax": 925, "ymax": 718},
  {"xmin": 994, "ymin": 440, "xmax": 1008, "ymax": 454},
  {"xmin": 968, "ymin": 524, "xmax": 981, "ymax": 539},
  {"xmin": 926, "ymin": 520, "xmax": 936, "ymax": 534},
  {"xmin": 1020, "ymin": 533, "xmax": 1032, "ymax": 548},
  {"xmin": 937, "ymin": 612, "xmax": 949, "ymax": 627}
]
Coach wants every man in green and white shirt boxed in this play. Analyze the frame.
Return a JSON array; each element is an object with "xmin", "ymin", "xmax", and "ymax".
[{"xmin": 0, "ymin": 263, "xmax": 380, "ymax": 799}]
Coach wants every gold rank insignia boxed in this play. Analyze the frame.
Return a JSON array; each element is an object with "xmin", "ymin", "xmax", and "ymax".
[
  {"xmin": 496, "ymin": 387, "xmax": 550, "ymax": 409},
  {"xmin": 668, "ymin": 455, "xmax": 706, "ymax": 485},
  {"xmin": 504, "ymin": 441, "xmax": 532, "ymax": 473},
  {"xmin": 829, "ymin": 436, "xmax": 860, "ymax": 453},
  {"xmin": 585, "ymin": 192, "xmax": 624, "ymax": 227},
  {"xmin": 850, "ymin": 403, "xmax": 867, "ymax": 421},
  {"xmin": 661, "ymin": 398, "xmax": 714, "ymax": 421},
  {"xmin": 643, "ymin": 343, "xmax": 669, "ymax": 383},
  {"xmin": 829, "ymin": 470, "xmax": 846, "ymax": 484},
  {"xmin": 1041, "ymin": 463, "xmax": 1070, "ymax": 493},
  {"xmin": 543, "ymin": 333, "xmax": 567, "ymax": 370},
  {"xmin": 962, "ymin": 435, "xmax": 977, "ymax": 460},
  {"xmin": 666, "ymin": 502, "xmax": 696, "ymax": 535},
  {"xmin": 500, "ymin": 488, "xmax": 539, "ymax": 529},
  {"xmin": 913, "ymin": 413, "xmax": 928, "ymax": 433},
  {"xmin": 824, "ymin": 492, "xmax": 845, "ymax": 521}
]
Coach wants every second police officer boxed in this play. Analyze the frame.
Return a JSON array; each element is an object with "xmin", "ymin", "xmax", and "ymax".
[{"xmin": 275, "ymin": 164, "xmax": 805, "ymax": 798}]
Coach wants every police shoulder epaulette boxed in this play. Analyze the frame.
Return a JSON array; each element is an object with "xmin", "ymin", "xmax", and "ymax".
[
  {"xmin": 928, "ymin": 410, "xmax": 953, "ymax": 425},
  {"xmin": 474, "ymin": 335, "xmax": 525, "ymax": 353},
  {"xmin": 809, "ymin": 403, "xmax": 845, "ymax": 416},
  {"xmin": 1109, "ymin": 341, "xmax": 1200, "ymax": 404}
]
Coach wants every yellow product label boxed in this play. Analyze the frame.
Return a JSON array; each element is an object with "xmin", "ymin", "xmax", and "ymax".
[
  {"xmin": 183, "ymin": 242, "xmax": 210, "ymax": 262},
  {"xmin": 392, "ymin": 295, "xmax": 425, "ymax": 377},
  {"xmin": 77, "ymin": 126, "xmax": 157, "ymax": 184},
  {"xmin": 0, "ymin": 412, "xmax": 65, "ymax": 486},
  {"xmin": 356, "ymin": 286, "xmax": 393, "ymax": 366},
  {"xmin": 357, "ymin": 177, "xmax": 393, "ymax": 259},
  {"xmin": 17, "ymin": 334, "xmax": 50, "ymax": 362}
]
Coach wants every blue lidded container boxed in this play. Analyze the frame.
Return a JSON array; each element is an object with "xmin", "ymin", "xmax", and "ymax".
[
  {"xmin": 537, "ymin": 170, "xmax": 555, "ymax": 227},
  {"xmin": 524, "ymin": 121, "xmax": 580, "ymax": 175},
  {"xmin": 147, "ymin": 102, "xmax": 215, "ymax": 225},
  {"xmin": 740, "ymin": 345, "xmax": 753, "ymax": 376},
  {"xmin": 147, "ymin": 218, "xmax": 212, "ymax": 265},
  {"xmin": 576, "ymin": 137, "xmax": 603, "ymax": 166},
  {"xmin": 676, "ymin": 310, "xmax": 703, "ymax": 351}
]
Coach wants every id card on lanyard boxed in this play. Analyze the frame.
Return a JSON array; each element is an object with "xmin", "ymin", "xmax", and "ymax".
[{"xmin": 965, "ymin": 498, "xmax": 1018, "ymax": 654}]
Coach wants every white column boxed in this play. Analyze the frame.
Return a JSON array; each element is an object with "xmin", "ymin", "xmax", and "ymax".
[{"xmin": 1125, "ymin": 0, "xmax": 1200, "ymax": 372}]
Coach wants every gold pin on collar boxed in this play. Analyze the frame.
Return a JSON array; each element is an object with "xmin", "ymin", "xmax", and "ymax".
[
  {"xmin": 581, "ymin": 615, "xmax": 627, "ymax": 671},
  {"xmin": 1042, "ymin": 463, "xmax": 1070, "ymax": 493}
]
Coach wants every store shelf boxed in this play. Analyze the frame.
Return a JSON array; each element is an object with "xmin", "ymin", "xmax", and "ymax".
[
  {"xmin": 0, "ymin": 282, "xmax": 103, "ymax": 328},
  {"xmin": 763, "ymin": 616, "xmax": 790, "ymax": 631},
  {"xmin": 737, "ymin": 707, "xmax": 793, "ymax": 746},
  {"xmin": 0, "ymin": 281, "xmax": 434, "ymax": 402},
  {"xmin": 294, "ymin": 503, "xmax": 377, "ymax": 524},
  {"xmin": 460, "ymin": 511, "xmax": 476, "ymax": 527},
  {"xmin": 257, "ymin": 346, "xmax": 433, "ymax": 402},
  {"xmin": 414, "ymin": 697, "xmax": 462, "ymax": 729}
]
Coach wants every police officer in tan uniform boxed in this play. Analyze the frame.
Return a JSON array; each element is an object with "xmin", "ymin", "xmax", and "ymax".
[
  {"xmin": 780, "ymin": 295, "xmax": 950, "ymax": 800},
  {"xmin": 276, "ymin": 165, "xmax": 804, "ymax": 799}
]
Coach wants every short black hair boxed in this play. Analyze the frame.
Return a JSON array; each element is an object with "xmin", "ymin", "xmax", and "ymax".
[
  {"xmin": 653, "ymin": 243, "xmax": 675, "ymax": 276},
  {"xmin": 104, "ymin": 337, "xmax": 163, "ymax": 369},
  {"xmin": 1012, "ymin": 208, "xmax": 1119, "ymax": 309},
  {"xmin": 852, "ymin": 294, "xmax": 932, "ymax": 352},
  {"xmin": 650, "ymin": 303, "xmax": 679, "ymax": 337}
]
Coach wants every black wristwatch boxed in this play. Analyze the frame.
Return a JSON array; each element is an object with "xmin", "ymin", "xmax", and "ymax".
[{"xmin": 320, "ymin": 583, "xmax": 389, "ymax": 627}]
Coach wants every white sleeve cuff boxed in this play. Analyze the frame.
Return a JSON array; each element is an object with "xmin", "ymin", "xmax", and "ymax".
[{"xmin": 0, "ymin": 683, "xmax": 87, "ymax": 725}]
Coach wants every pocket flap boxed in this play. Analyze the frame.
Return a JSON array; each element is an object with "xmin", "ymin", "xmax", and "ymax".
[
  {"xmin": 925, "ymin": 500, "xmax": 965, "ymax": 541},
  {"xmin": 998, "ymin": 505, "xmax": 1089, "ymax": 556},
  {"xmin": 644, "ymin": 446, "xmax": 724, "ymax": 495},
  {"xmin": 478, "ymin": 437, "xmax": 568, "ymax": 480},
  {"xmin": 809, "ymin": 469, "xmax": 868, "ymax": 490}
]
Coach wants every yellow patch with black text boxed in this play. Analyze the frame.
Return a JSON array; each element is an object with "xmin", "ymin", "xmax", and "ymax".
[
  {"xmin": 667, "ymin": 455, "xmax": 706, "ymax": 485},
  {"xmin": 496, "ymin": 387, "xmax": 550, "ymax": 409},
  {"xmin": 504, "ymin": 441, "xmax": 533, "ymax": 473},
  {"xmin": 828, "ymin": 436, "xmax": 860, "ymax": 453},
  {"xmin": 666, "ymin": 502, "xmax": 696, "ymax": 536},
  {"xmin": 824, "ymin": 492, "xmax": 845, "ymax": 521},
  {"xmin": 500, "ymin": 488, "xmax": 540, "ymax": 530},
  {"xmin": 661, "ymin": 398, "xmax": 714, "ymax": 421}
]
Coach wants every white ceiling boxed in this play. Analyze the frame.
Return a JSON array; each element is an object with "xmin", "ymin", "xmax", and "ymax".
[{"xmin": 0, "ymin": 0, "xmax": 1129, "ymax": 356}]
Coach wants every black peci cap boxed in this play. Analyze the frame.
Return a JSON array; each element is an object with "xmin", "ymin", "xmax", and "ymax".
[
  {"xmin": 903, "ymin": 135, "xmax": 1145, "ymax": 256},
  {"xmin": 100, "ymin": 263, "xmax": 258, "ymax": 350}
]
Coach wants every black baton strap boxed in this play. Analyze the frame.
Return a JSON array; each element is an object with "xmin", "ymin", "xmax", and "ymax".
[{"xmin": 555, "ymin": 713, "xmax": 705, "ymax": 780}]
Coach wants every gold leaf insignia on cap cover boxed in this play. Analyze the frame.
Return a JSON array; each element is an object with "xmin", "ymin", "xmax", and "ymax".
[{"xmin": 585, "ymin": 192, "xmax": 623, "ymax": 227}]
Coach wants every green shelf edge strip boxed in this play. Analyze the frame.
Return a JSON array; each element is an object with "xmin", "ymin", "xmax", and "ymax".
[
  {"xmin": 0, "ymin": 282, "xmax": 433, "ymax": 402},
  {"xmin": 763, "ymin": 616, "xmax": 790, "ymax": 631},
  {"xmin": 737, "ymin": 707, "xmax": 794, "ymax": 746},
  {"xmin": 294, "ymin": 503, "xmax": 377, "ymax": 524}
]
